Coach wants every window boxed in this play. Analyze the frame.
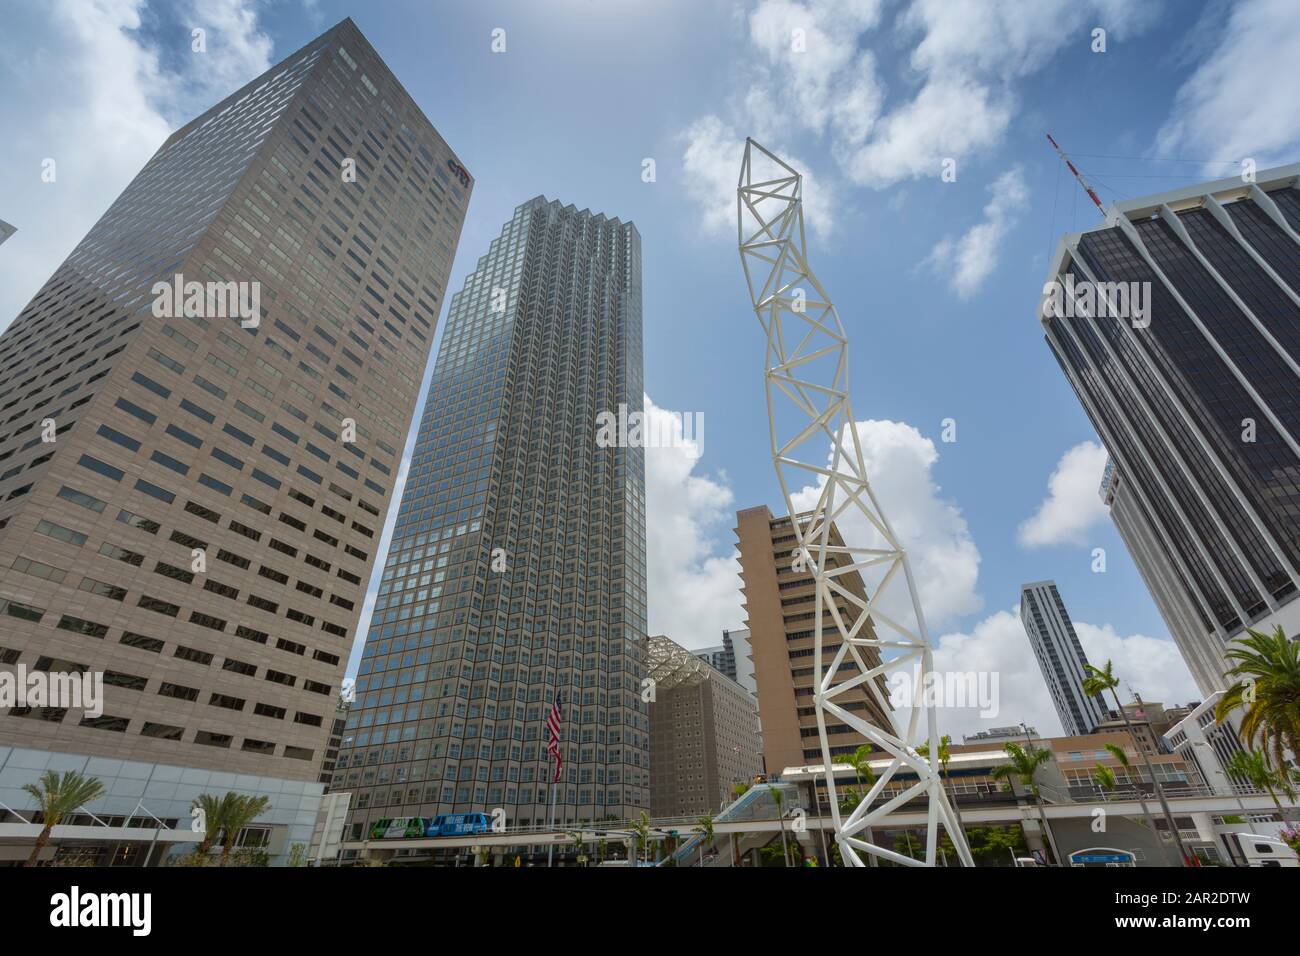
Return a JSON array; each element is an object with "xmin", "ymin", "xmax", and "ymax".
[
  {"xmin": 121, "ymin": 632, "xmax": 164, "ymax": 654},
  {"xmin": 158, "ymin": 682, "xmax": 199, "ymax": 702},
  {"xmin": 56, "ymin": 615, "xmax": 108, "ymax": 638},
  {"xmin": 78, "ymin": 454, "xmax": 124, "ymax": 481},
  {"xmin": 57, "ymin": 485, "xmax": 106, "ymax": 512},
  {"xmin": 134, "ymin": 478, "xmax": 175, "ymax": 503},
  {"xmin": 117, "ymin": 509, "xmax": 160, "ymax": 534},
  {"xmin": 36, "ymin": 520, "xmax": 87, "ymax": 546}
]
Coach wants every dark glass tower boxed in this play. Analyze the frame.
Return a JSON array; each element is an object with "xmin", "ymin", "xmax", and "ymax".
[
  {"xmin": 1041, "ymin": 166, "xmax": 1300, "ymax": 695},
  {"xmin": 336, "ymin": 197, "xmax": 649, "ymax": 841}
]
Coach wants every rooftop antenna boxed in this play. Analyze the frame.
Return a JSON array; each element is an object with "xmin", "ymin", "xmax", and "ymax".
[{"xmin": 1046, "ymin": 132, "xmax": 1106, "ymax": 216}]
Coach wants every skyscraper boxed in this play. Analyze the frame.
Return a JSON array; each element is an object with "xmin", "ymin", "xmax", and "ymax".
[
  {"xmin": 693, "ymin": 627, "xmax": 756, "ymax": 695},
  {"xmin": 0, "ymin": 19, "xmax": 469, "ymax": 861},
  {"xmin": 1020, "ymin": 581, "xmax": 1105, "ymax": 737},
  {"xmin": 334, "ymin": 197, "xmax": 648, "ymax": 842},
  {"xmin": 1041, "ymin": 165, "xmax": 1300, "ymax": 695},
  {"xmin": 0, "ymin": 220, "xmax": 14, "ymax": 248}
]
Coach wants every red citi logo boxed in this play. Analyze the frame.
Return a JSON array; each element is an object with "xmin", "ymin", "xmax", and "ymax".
[{"xmin": 447, "ymin": 158, "xmax": 471, "ymax": 187}]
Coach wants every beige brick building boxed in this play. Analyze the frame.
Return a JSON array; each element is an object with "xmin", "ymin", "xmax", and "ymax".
[{"xmin": 647, "ymin": 635, "xmax": 761, "ymax": 817}]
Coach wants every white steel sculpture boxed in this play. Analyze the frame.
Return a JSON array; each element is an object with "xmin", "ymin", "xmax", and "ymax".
[{"xmin": 736, "ymin": 139, "xmax": 972, "ymax": 867}]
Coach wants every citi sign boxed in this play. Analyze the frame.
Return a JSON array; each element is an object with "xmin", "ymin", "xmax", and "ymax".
[{"xmin": 447, "ymin": 158, "xmax": 471, "ymax": 187}]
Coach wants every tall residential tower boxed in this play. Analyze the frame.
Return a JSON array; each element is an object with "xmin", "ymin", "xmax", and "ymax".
[
  {"xmin": 1042, "ymin": 166, "xmax": 1300, "ymax": 695},
  {"xmin": 0, "ymin": 19, "xmax": 469, "ymax": 861},
  {"xmin": 334, "ymin": 197, "xmax": 648, "ymax": 843},
  {"xmin": 1020, "ymin": 581, "xmax": 1106, "ymax": 737}
]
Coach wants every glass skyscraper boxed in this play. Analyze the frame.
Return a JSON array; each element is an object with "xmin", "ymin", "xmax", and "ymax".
[
  {"xmin": 336, "ymin": 197, "xmax": 649, "ymax": 843},
  {"xmin": 1042, "ymin": 165, "xmax": 1300, "ymax": 696}
]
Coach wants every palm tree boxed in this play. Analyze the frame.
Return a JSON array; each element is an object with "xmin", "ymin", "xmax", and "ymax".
[
  {"xmin": 1093, "ymin": 764, "xmax": 1118, "ymax": 794},
  {"xmin": 191, "ymin": 792, "xmax": 229, "ymax": 857},
  {"xmin": 835, "ymin": 746, "xmax": 879, "ymax": 866},
  {"xmin": 1103, "ymin": 742, "xmax": 1166, "ymax": 852},
  {"xmin": 917, "ymin": 734, "xmax": 967, "ymax": 842},
  {"xmin": 990, "ymin": 742, "xmax": 1060, "ymax": 865},
  {"xmin": 1083, "ymin": 660, "xmax": 1189, "ymax": 866},
  {"xmin": 1215, "ymin": 625, "xmax": 1300, "ymax": 770},
  {"xmin": 629, "ymin": 811, "xmax": 651, "ymax": 866},
  {"xmin": 217, "ymin": 794, "xmax": 271, "ymax": 863},
  {"xmin": 767, "ymin": 784, "xmax": 791, "ymax": 867},
  {"xmin": 21, "ymin": 770, "xmax": 105, "ymax": 867},
  {"xmin": 695, "ymin": 813, "xmax": 715, "ymax": 868},
  {"xmin": 1225, "ymin": 749, "xmax": 1296, "ymax": 817},
  {"xmin": 564, "ymin": 829, "xmax": 588, "ymax": 866},
  {"xmin": 732, "ymin": 781, "xmax": 751, "ymax": 799}
]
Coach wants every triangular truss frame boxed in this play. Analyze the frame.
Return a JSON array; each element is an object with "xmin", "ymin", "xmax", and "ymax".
[{"xmin": 736, "ymin": 139, "xmax": 972, "ymax": 867}]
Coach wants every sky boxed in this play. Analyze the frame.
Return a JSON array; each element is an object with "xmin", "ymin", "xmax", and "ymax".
[{"xmin": 4, "ymin": 0, "xmax": 1300, "ymax": 740}]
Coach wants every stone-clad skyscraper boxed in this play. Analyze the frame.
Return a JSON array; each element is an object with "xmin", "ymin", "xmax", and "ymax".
[
  {"xmin": 1041, "ymin": 166, "xmax": 1300, "ymax": 695},
  {"xmin": 0, "ymin": 20, "xmax": 469, "ymax": 861},
  {"xmin": 335, "ymin": 197, "xmax": 649, "ymax": 843}
]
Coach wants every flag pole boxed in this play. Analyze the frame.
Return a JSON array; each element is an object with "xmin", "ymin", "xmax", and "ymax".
[{"xmin": 546, "ymin": 773, "xmax": 557, "ymax": 867}]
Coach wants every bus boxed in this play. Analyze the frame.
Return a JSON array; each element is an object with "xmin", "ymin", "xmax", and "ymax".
[
  {"xmin": 368, "ymin": 817, "xmax": 427, "ymax": 839},
  {"xmin": 426, "ymin": 813, "xmax": 495, "ymax": 837}
]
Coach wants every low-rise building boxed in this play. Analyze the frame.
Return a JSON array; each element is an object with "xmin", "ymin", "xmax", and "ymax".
[{"xmin": 648, "ymin": 635, "xmax": 762, "ymax": 818}]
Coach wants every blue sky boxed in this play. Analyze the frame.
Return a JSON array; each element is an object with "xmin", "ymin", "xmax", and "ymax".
[{"xmin": 4, "ymin": 0, "xmax": 1299, "ymax": 736}]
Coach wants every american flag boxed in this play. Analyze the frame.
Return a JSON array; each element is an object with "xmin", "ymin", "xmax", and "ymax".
[{"xmin": 546, "ymin": 692, "xmax": 564, "ymax": 783}]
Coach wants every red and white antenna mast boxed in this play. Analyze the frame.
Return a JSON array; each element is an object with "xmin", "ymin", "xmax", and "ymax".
[{"xmin": 1046, "ymin": 132, "xmax": 1106, "ymax": 216}]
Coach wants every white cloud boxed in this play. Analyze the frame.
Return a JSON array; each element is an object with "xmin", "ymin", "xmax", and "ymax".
[
  {"xmin": 0, "ymin": 0, "xmax": 272, "ymax": 327},
  {"xmin": 790, "ymin": 419, "xmax": 982, "ymax": 628},
  {"xmin": 848, "ymin": 0, "xmax": 1158, "ymax": 188},
  {"xmin": 923, "ymin": 164, "xmax": 1028, "ymax": 299},
  {"xmin": 643, "ymin": 395, "xmax": 746, "ymax": 648},
  {"xmin": 678, "ymin": 0, "xmax": 1160, "ymax": 234},
  {"xmin": 922, "ymin": 605, "xmax": 1198, "ymax": 741},
  {"xmin": 1155, "ymin": 0, "xmax": 1300, "ymax": 171},
  {"xmin": 746, "ymin": 0, "xmax": 885, "ymax": 148},
  {"xmin": 1073, "ymin": 621, "xmax": 1199, "ymax": 710},
  {"xmin": 680, "ymin": 114, "xmax": 838, "ymax": 238},
  {"xmin": 1018, "ymin": 440, "xmax": 1110, "ymax": 548},
  {"xmin": 185, "ymin": 0, "xmax": 275, "ymax": 100}
]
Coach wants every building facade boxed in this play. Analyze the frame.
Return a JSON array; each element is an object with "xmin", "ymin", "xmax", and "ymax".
[
  {"xmin": 334, "ymin": 197, "xmax": 649, "ymax": 840},
  {"xmin": 736, "ymin": 505, "xmax": 890, "ymax": 777},
  {"xmin": 647, "ymin": 634, "xmax": 762, "ymax": 817},
  {"xmin": 1164, "ymin": 693, "xmax": 1259, "ymax": 800},
  {"xmin": 1042, "ymin": 167, "xmax": 1300, "ymax": 696},
  {"xmin": 1020, "ymin": 581, "xmax": 1106, "ymax": 737},
  {"xmin": 693, "ymin": 627, "xmax": 756, "ymax": 695},
  {"xmin": 0, "ymin": 19, "xmax": 468, "ymax": 861}
]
